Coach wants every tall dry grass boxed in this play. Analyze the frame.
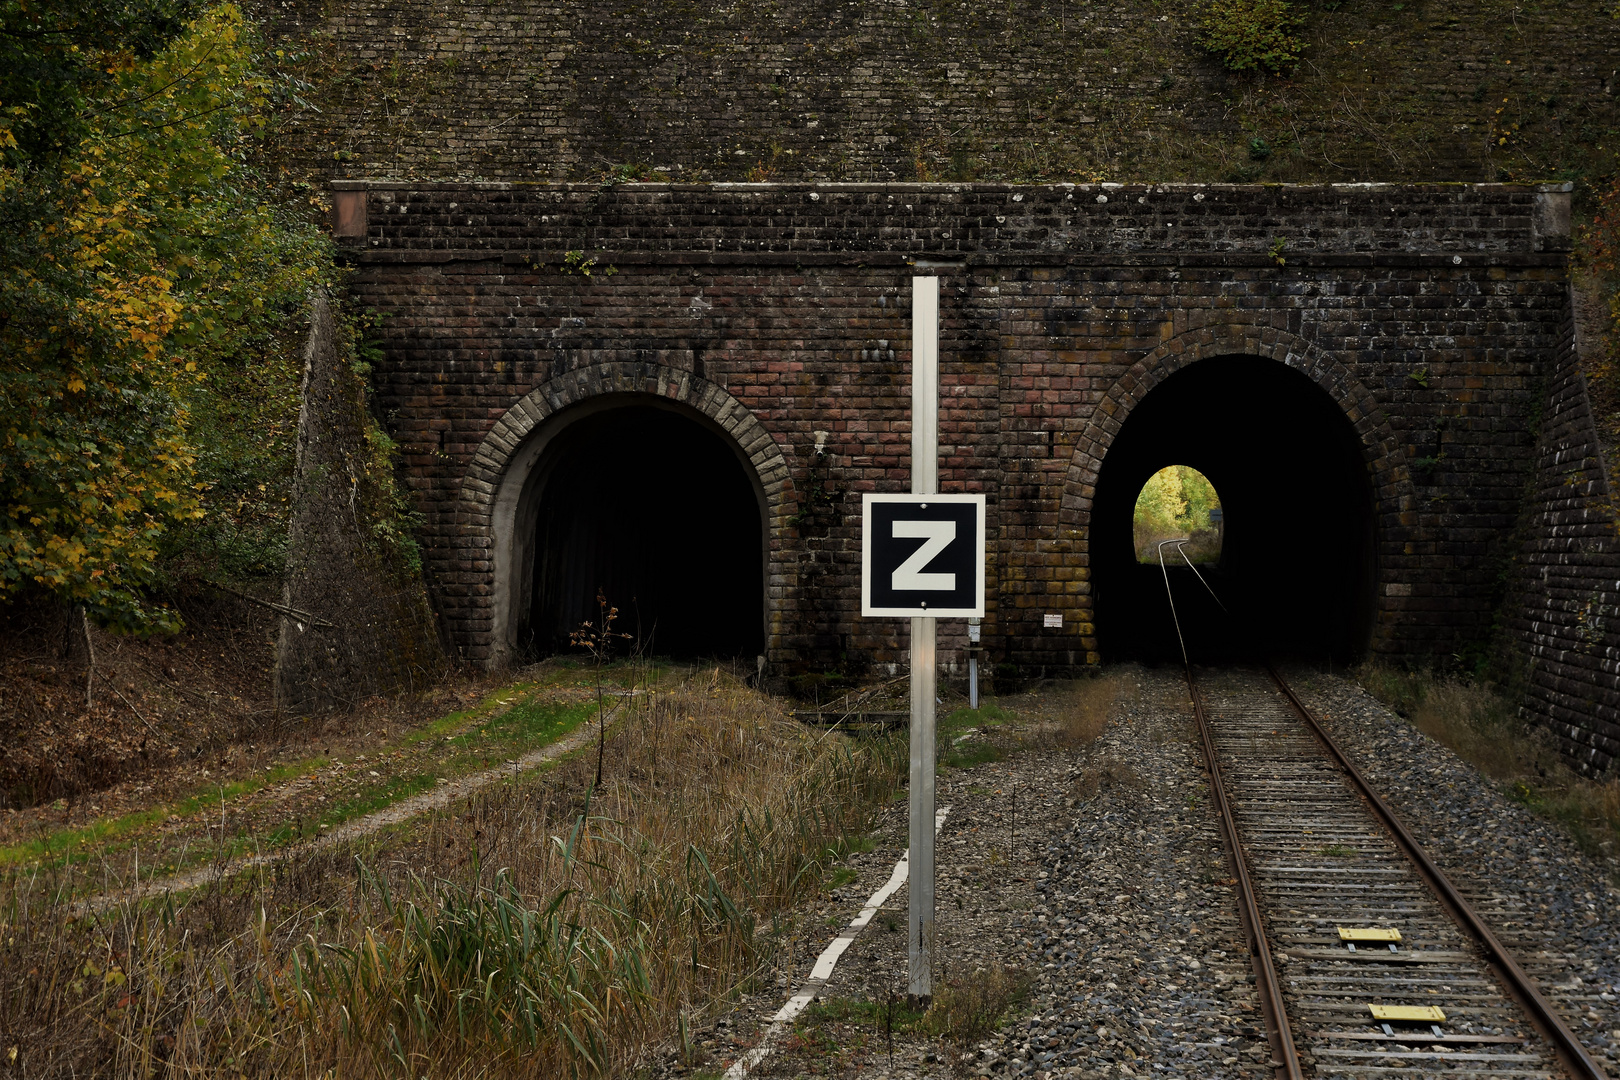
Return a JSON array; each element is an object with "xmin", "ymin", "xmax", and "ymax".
[
  {"xmin": 0, "ymin": 668, "xmax": 903, "ymax": 1078},
  {"xmin": 1053, "ymin": 671, "xmax": 1131, "ymax": 749},
  {"xmin": 1356, "ymin": 664, "xmax": 1620, "ymax": 863}
]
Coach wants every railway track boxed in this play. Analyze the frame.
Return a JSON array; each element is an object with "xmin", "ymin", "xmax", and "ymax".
[{"xmin": 1187, "ymin": 664, "xmax": 1609, "ymax": 1079}]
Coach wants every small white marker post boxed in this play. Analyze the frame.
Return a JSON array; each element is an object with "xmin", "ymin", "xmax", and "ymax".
[
  {"xmin": 967, "ymin": 617, "xmax": 981, "ymax": 709},
  {"xmin": 909, "ymin": 275, "xmax": 939, "ymax": 1004}
]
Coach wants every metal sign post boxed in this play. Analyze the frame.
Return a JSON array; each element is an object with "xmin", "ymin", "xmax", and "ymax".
[
  {"xmin": 908, "ymin": 275, "xmax": 939, "ymax": 1005},
  {"xmin": 859, "ymin": 278, "xmax": 984, "ymax": 1005}
]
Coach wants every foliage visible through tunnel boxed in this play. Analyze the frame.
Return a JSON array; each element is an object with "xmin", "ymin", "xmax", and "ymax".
[{"xmin": 1132, "ymin": 465, "xmax": 1222, "ymax": 564}]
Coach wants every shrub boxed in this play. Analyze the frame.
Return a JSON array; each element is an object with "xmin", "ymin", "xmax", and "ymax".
[
  {"xmin": 924, "ymin": 966, "xmax": 1033, "ymax": 1046},
  {"xmin": 1200, "ymin": 0, "xmax": 1308, "ymax": 75}
]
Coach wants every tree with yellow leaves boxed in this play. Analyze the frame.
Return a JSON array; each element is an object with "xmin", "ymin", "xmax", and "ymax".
[
  {"xmin": 0, "ymin": 2, "xmax": 331, "ymax": 629},
  {"xmin": 1133, "ymin": 465, "xmax": 1223, "ymax": 564}
]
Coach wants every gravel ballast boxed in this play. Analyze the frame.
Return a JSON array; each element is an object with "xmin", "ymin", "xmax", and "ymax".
[
  {"xmin": 1291, "ymin": 668, "xmax": 1620, "ymax": 1076},
  {"xmin": 665, "ymin": 666, "xmax": 1620, "ymax": 1079}
]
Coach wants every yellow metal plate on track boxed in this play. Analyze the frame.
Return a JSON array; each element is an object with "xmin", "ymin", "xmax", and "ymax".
[
  {"xmin": 1339, "ymin": 927, "xmax": 1402, "ymax": 942},
  {"xmin": 1369, "ymin": 1004, "xmax": 1446, "ymax": 1023}
]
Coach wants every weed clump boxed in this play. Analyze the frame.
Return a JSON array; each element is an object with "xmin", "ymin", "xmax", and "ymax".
[
  {"xmin": 925, "ymin": 966, "xmax": 1034, "ymax": 1047},
  {"xmin": 1054, "ymin": 673, "xmax": 1125, "ymax": 748},
  {"xmin": 1199, "ymin": 0, "xmax": 1307, "ymax": 75}
]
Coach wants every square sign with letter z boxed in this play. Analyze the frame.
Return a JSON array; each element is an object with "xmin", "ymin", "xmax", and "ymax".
[{"xmin": 861, "ymin": 493, "xmax": 986, "ymax": 618}]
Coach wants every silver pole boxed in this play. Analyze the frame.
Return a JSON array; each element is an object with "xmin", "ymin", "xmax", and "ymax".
[
  {"xmin": 967, "ymin": 617, "xmax": 981, "ymax": 710},
  {"xmin": 908, "ymin": 276, "xmax": 939, "ymax": 1004}
]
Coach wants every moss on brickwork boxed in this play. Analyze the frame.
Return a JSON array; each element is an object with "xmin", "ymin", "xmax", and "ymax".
[
  {"xmin": 248, "ymin": 0, "xmax": 1619, "ymax": 187},
  {"xmin": 275, "ymin": 290, "xmax": 447, "ymax": 714}
]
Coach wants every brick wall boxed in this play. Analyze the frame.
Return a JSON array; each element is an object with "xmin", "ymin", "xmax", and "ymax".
[
  {"xmin": 339, "ymin": 180, "xmax": 1577, "ymax": 700},
  {"xmin": 1502, "ymin": 287, "xmax": 1620, "ymax": 775},
  {"xmin": 253, "ymin": 0, "xmax": 1620, "ymax": 188}
]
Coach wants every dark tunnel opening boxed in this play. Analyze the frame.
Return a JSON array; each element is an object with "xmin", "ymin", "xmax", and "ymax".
[
  {"xmin": 521, "ymin": 405, "xmax": 766, "ymax": 660},
  {"xmin": 1092, "ymin": 356, "xmax": 1376, "ymax": 665}
]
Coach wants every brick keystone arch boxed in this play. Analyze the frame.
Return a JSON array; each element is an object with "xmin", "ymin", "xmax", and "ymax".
[
  {"xmin": 456, "ymin": 361, "xmax": 793, "ymax": 665},
  {"xmin": 1060, "ymin": 322, "xmax": 1417, "ymax": 649}
]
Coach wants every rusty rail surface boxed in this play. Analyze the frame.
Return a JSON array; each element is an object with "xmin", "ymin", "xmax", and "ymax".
[
  {"xmin": 1157, "ymin": 543, "xmax": 1606, "ymax": 1078},
  {"xmin": 1183, "ymin": 666, "xmax": 1306, "ymax": 1080},
  {"xmin": 1265, "ymin": 664, "xmax": 1610, "ymax": 1080}
]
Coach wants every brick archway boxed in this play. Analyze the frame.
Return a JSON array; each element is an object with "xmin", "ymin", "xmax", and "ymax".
[
  {"xmin": 1060, "ymin": 322, "xmax": 1416, "ymax": 653},
  {"xmin": 456, "ymin": 362, "xmax": 793, "ymax": 665}
]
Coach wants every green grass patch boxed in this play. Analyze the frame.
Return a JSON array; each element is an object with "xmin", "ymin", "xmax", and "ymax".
[
  {"xmin": 0, "ymin": 679, "xmax": 601, "ymax": 874},
  {"xmin": 0, "ymin": 761, "xmax": 328, "ymax": 869},
  {"xmin": 942, "ymin": 743, "xmax": 1004, "ymax": 769},
  {"xmin": 940, "ymin": 701, "xmax": 1012, "ymax": 737},
  {"xmin": 0, "ymin": 806, "xmax": 170, "ymax": 866},
  {"xmin": 799, "ymin": 995, "xmax": 928, "ymax": 1032},
  {"xmin": 447, "ymin": 697, "xmax": 594, "ymax": 752},
  {"xmin": 938, "ymin": 701, "xmax": 1011, "ymax": 769},
  {"xmin": 318, "ymin": 773, "xmax": 439, "ymax": 828},
  {"xmin": 825, "ymin": 866, "xmax": 858, "ymax": 891}
]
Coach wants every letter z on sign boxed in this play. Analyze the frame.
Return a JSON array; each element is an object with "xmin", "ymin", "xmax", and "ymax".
[{"xmin": 861, "ymin": 494, "xmax": 986, "ymax": 618}]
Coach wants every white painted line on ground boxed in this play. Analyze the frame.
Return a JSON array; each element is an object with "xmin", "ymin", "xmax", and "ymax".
[{"xmin": 724, "ymin": 804, "xmax": 952, "ymax": 1079}]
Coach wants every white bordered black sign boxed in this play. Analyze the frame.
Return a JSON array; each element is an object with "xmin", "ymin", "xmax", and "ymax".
[{"xmin": 861, "ymin": 493, "xmax": 986, "ymax": 618}]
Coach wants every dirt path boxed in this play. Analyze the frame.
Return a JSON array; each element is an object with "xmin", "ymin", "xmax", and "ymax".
[
  {"xmin": 83, "ymin": 707, "xmax": 616, "ymax": 911},
  {"xmin": 2, "ymin": 660, "xmax": 668, "ymax": 900}
]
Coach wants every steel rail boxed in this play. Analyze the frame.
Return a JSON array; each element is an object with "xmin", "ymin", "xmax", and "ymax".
[
  {"xmin": 1184, "ymin": 670, "xmax": 1305, "ymax": 1080},
  {"xmin": 1157, "ymin": 544, "xmax": 1303, "ymax": 1079},
  {"xmin": 1265, "ymin": 664, "xmax": 1611, "ymax": 1080}
]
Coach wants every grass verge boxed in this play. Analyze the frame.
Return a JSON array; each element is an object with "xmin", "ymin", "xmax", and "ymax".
[
  {"xmin": 0, "ymin": 667, "xmax": 905, "ymax": 1077},
  {"xmin": 1355, "ymin": 664, "xmax": 1620, "ymax": 864},
  {"xmin": 0, "ymin": 667, "xmax": 609, "ymax": 875}
]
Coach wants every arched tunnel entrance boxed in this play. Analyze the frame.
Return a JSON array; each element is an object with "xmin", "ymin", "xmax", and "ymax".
[
  {"xmin": 1092, "ymin": 356, "xmax": 1376, "ymax": 665},
  {"xmin": 514, "ymin": 402, "xmax": 766, "ymax": 660}
]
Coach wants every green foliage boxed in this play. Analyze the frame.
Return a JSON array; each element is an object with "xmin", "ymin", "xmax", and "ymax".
[
  {"xmin": 1200, "ymin": 0, "xmax": 1308, "ymax": 75},
  {"xmin": 0, "ymin": 0, "xmax": 202, "ymax": 162},
  {"xmin": 1133, "ymin": 465, "xmax": 1223, "ymax": 563},
  {"xmin": 0, "ymin": 4, "xmax": 333, "ymax": 628},
  {"xmin": 559, "ymin": 249, "xmax": 617, "ymax": 277}
]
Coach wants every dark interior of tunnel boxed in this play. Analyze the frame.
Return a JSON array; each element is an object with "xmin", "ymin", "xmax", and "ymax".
[
  {"xmin": 522, "ymin": 405, "xmax": 765, "ymax": 660},
  {"xmin": 1092, "ymin": 356, "xmax": 1375, "ymax": 665}
]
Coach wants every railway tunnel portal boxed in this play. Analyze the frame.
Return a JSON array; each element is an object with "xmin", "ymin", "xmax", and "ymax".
[
  {"xmin": 500, "ymin": 398, "xmax": 768, "ymax": 660},
  {"xmin": 335, "ymin": 179, "xmax": 1620, "ymax": 770},
  {"xmin": 1090, "ymin": 355, "xmax": 1376, "ymax": 667}
]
